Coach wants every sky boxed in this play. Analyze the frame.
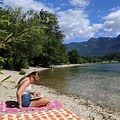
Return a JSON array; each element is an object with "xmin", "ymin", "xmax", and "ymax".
[{"xmin": 1, "ymin": 0, "xmax": 120, "ymax": 43}]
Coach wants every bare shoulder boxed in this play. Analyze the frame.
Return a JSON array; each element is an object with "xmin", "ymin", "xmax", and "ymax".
[
  {"xmin": 20, "ymin": 77, "xmax": 30, "ymax": 86},
  {"xmin": 23, "ymin": 77, "xmax": 30, "ymax": 83}
]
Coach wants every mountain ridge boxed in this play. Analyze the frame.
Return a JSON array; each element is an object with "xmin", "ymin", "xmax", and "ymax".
[{"xmin": 65, "ymin": 34, "xmax": 120, "ymax": 56}]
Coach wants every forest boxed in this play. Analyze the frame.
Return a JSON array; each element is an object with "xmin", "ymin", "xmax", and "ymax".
[
  {"xmin": 0, "ymin": 4, "xmax": 69, "ymax": 70},
  {"xmin": 0, "ymin": 3, "xmax": 120, "ymax": 71}
]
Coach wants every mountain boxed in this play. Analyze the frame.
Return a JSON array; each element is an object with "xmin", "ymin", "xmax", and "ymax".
[{"xmin": 65, "ymin": 34, "xmax": 120, "ymax": 56}]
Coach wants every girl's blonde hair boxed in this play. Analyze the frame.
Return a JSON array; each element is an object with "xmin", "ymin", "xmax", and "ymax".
[{"xmin": 17, "ymin": 71, "xmax": 39, "ymax": 85}]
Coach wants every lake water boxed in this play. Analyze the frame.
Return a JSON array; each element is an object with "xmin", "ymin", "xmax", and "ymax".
[{"xmin": 37, "ymin": 63, "xmax": 120, "ymax": 112}]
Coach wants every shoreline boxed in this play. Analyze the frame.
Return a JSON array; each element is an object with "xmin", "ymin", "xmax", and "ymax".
[
  {"xmin": 0, "ymin": 66, "xmax": 120, "ymax": 120},
  {"xmin": 50, "ymin": 64, "xmax": 82, "ymax": 68}
]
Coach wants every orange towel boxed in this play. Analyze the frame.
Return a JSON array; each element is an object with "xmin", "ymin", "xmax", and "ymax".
[{"xmin": 0, "ymin": 108, "xmax": 81, "ymax": 120}]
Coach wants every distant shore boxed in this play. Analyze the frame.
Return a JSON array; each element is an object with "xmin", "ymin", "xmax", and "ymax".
[
  {"xmin": 50, "ymin": 64, "xmax": 82, "ymax": 68},
  {"xmin": 0, "ymin": 66, "xmax": 120, "ymax": 120}
]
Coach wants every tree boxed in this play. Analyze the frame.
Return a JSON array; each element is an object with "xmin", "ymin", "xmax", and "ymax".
[
  {"xmin": 36, "ymin": 10, "xmax": 68, "ymax": 66},
  {"xmin": 68, "ymin": 50, "xmax": 81, "ymax": 64},
  {"xmin": 0, "ymin": 6, "xmax": 68, "ymax": 69}
]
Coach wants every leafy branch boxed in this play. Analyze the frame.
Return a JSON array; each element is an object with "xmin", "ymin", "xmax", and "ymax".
[{"xmin": 0, "ymin": 74, "xmax": 12, "ymax": 89}]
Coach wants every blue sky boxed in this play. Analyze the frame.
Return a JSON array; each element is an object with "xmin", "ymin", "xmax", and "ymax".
[{"xmin": 1, "ymin": 0, "xmax": 120, "ymax": 43}]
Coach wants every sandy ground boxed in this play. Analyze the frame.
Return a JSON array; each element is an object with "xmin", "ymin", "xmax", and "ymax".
[{"xmin": 0, "ymin": 66, "xmax": 120, "ymax": 120}]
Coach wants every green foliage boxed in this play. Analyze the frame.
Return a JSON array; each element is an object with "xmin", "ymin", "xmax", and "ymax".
[
  {"xmin": 103, "ymin": 52, "xmax": 120, "ymax": 62},
  {"xmin": 19, "ymin": 69, "xmax": 26, "ymax": 75},
  {"xmin": 0, "ymin": 57, "xmax": 4, "ymax": 69},
  {"xmin": 1, "ymin": 5, "xmax": 119, "ymax": 69},
  {"xmin": 3, "ymin": 57, "xmax": 14, "ymax": 69},
  {"xmin": 0, "ymin": 75, "xmax": 12, "ymax": 89},
  {"xmin": 39, "ymin": 40, "xmax": 68, "ymax": 66},
  {"xmin": 19, "ymin": 58, "xmax": 29, "ymax": 69},
  {"xmin": 0, "ymin": 5, "xmax": 68, "ymax": 70},
  {"xmin": 0, "ymin": 75, "xmax": 11, "ymax": 83},
  {"xmin": 68, "ymin": 50, "xmax": 81, "ymax": 64}
]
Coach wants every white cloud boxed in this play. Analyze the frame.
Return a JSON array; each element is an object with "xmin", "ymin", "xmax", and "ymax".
[
  {"xmin": 103, "ymin": 9, "xmax": 120, "ymax": 35},
  {"xmin": 3, "ymin": 0, "xmax": 53, "ymax": 12},
  {"xmin": 57, "ymin": 9, "xmax": 102, "ymax": 40},
  {"xmin": 69, "ymin": 0, "xmax": 90, "ymax": 8},
  {"xmin": 2, "ymin": 0, "xmax": 105, "ymax": 42}
]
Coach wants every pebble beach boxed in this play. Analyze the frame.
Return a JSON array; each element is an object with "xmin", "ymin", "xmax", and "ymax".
[{"xmin": 0, "ymin": 66, "xmax": 120, "ymax": 120}]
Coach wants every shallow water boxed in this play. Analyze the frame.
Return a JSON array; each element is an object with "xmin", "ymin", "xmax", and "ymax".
[{"xmin": 37, "ymin": 63, "xmax": 120, "ymax": 112}]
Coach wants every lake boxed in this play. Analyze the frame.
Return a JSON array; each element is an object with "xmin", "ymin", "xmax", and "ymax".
[{"xmin": 37, "ymin": 63, "xmax": 120, "ymax": 112}]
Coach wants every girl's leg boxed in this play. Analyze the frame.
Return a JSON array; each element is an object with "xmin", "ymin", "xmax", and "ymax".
[{"xmin": 29, "ymin": 97, "xmax": 50, "ymax": 107}]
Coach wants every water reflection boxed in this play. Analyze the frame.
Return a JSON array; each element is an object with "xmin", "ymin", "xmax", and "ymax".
[
  {"xmin": 37, "ymin": 68, "xmax": 70, "ymax": 93},
  {"xmin": 36, "ymin": 63, "xmax": 120, "ymax": 112}
]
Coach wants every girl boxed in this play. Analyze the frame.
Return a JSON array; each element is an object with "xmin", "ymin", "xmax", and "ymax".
[{"xmin": 16, "ymin": 71, "xmax": 50, "ymax": 109}]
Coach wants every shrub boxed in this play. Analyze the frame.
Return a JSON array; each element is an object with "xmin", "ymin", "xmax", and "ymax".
[
  {"xmin": 3, "ymin": 57, "xmax": 14, "ymax": 70},
  {"xmin": 19, "ymin": 69, "xmax": 26, "ymax": 75},
  {"xmin": 20, "ymin": 59, "xmax": 29, "ymax": 69}
]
